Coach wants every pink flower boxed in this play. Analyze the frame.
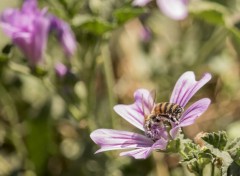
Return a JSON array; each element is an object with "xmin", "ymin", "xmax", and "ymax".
[
  {"xmin": 90, "ymin": 71, "xmax": 211, "ymax": 159},
  {"xmin": 0, "ymin": 0, "xmax": 49, "ymax": 65},
  {"xmin": 133, "ymin": 0, "xmax": 188, "ymax": 20},
  {"xmin": 49, "ymin": 16, "xmax": 76, "ymax": 57},
  {"xmin": 0, "ymin": 0, "xmax": 76, "ymax": 65},
  {"xmin": 55, "ymin": 62, "xmax": 68, "ymax": 77}
]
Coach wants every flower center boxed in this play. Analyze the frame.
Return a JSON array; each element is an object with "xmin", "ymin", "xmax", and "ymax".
[{"xmin": 144, "ymin": 115, "xmax": 171, "ymax": 141}]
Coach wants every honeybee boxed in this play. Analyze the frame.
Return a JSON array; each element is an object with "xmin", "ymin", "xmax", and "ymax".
[{"xmin": 143, "ymin": 91, "xmax": 184, "ymax": 139}]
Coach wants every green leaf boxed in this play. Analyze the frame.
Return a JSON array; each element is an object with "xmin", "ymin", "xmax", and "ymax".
[
  {"xmin": 114, "ymin": 7, "xmax": 146, "ymax": 25},
  {"xmin": 204, "ymin": 143, "xmax": 233, "ymax": 176},
  {"xmin": 165, "ymin": 138, "xmax": 181, "ymax": 153},
  {"xmin": 226, "ymin": 138, "xmax": 240, "ymax": 166},
  {"xmin": 185, "ymin": 150, "xmax": 213, "ymax": 175},
  {"xmin": 72, "ymin": 15, "xmax": 114, "ymax": 35},
  {"xmin": 202, "ymin": 131, "xmax": 228, "ymax": 150},
  {"xmin": 189, "ymin": 1, "xmax": 229, "ymax": 26}
]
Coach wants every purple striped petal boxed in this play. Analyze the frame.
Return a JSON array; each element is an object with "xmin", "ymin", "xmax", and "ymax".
[
  {"xmin": 114, "ymin": 89, "xmax": 154, "ymax": 131},
  {"xmin": 133, "ymin": 89, "xmax": 155, "ymax": 115},
  {"xmin": 152, "ymin": 138, "xmax": 168, "ymax": 150},
  {"xmin": 169, "ymin": 126, "xmax": 180, "ymax": 139},
  {"xmin": 120, "ymin": 138, "xmax": 167, "ymax": 159},
  {"xmin": 179, "ymin": 98, "xmax": 211, "ymax": 127},
  {"xmin": 170, "ymin": 72, "xmax": 211, "ymax": 107},
  {"xmin": 90, "ymin": 129, "xmax": 153, "ymax": 153},
  {"xmin": 120, "ymin": 147, "xmax": 152, "ymax": 159},
  {"xmin": 156, "ymin": 0, "xmax": 188, "ymax": 20},
  {"xmin": 114, "ymin": 104, "xmax": 145, "ymax": 131}
]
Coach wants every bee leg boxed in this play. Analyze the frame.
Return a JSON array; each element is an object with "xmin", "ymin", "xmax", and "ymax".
[{"xmin": 170, "ymin": 116, "xmax": 179, "ymax": 125}]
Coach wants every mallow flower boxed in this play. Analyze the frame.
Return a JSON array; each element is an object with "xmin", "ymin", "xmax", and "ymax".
[
  {"xmin": 0, "ymin": 0, "xmax": 76, "ymax": 66},
  {"xmin": 90, "ymin": 71, "xmax": 211, "ymax": 159},
  {"xmin": 55, "ymin": 62, "xmax": 68, "ymax": 77},
  {"xmin": 0, "ymin": 0, "xmax": 49, "ymax": 65},
  {"xmin": 133, "ymin": 0, "xmax": 188, "ymax": 20},
  {"xmin": 49, "ymin": 16, "xmax": 76, "ymax": 57}
]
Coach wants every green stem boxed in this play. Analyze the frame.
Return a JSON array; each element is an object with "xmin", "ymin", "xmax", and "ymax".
[
  {"xmin": 196, "ymin": 27, "xmax": 228, "ymax": 64},
  {"xmin": 101, "ymin": 43, "xmax": 117, "ymax": 128},
  {"xmin": 0, "ymin": 83, "xmax": 27, "ymax": 158},
  {"xmin": 211, "ymin": 162, "xmax": 215, "ymax": 176}
]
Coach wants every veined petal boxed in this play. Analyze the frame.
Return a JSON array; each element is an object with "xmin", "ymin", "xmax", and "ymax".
[
  {"xmin": 169, "ymin": 126, "xmax": 180, "ymax": 139},
  {"xmin": 156, "ymin": 0, "xmax": 188, "ymax": 20},
  {"xmin": 133, "ymin": 88, "xmax": 155, "ymax": 115},
  {"xmin": 120, "ymin": 147, "xmax": 152, "ymax": 159},
  {"xmin": 27, "ymin": 16, "xmax": 50, "ymax": 65},
  {"xmin": 179, "ymin": 98, "xmax": 211, "ymax": 127},
  {"xmin": 114, "ymin": 104, "xmax": 145, "ymax": 131},
  {"xmin": 152, "ymin": 138, "xmax": 168, "ymax": 150},
  {"xmin": 120, "ymin": 138, "xmax": 168, "ymax": 159},
  {"xmin": 170, "ymin": 72, "xmax": 211, "ymax": 107},
  {"xmin": 114, "ymin": 89, "xmax": 154, "ymax": 131},
  {"xmin": 90, "ymin": 129, "xmax": 153, "ymax": 153},
  {"xmin": 132, "ymin": 0, "xmax": 152, "ymax": 6}
]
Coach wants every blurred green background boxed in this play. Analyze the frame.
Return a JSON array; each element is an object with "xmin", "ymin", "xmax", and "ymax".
[{"xmin": 1, "ymin": 0, "xmax": 240, "ymax": 176}]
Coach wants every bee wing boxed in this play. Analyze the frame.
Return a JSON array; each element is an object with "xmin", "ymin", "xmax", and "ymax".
[{"xmin": 149, "ymin": 89, "xmax": 156, "ymax": 109}]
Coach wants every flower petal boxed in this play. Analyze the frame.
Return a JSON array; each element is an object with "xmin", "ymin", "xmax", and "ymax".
[
  {"xmin": 114, "ymin": 89, "xmax": 154, "ymax": 131},
  {"xmin": 170, "ymin": 72, "xmax": 211, "ymax": 107},
  {"xmin": 156, "ymin": 0, "xmax": 188, "ymax": 20},
  {"xmin": 27, "ymin": 16, "xmax": 49, "ymax": 65},
  {"xmin": 133, "ymin": 89, "xmax": 155, "ymax": 115},
  {"xmin": 49, "ymin": 16, "xmax": 76, "ymax": 57},
  {"xmin": 114, "ymin": 104, "xmax": 145, "ymax": 131},
  {"xmin": 169, "ymin": 126, "xmax": 180, "ymax": 139},
  {"xmin": 120, "ymin": 147, "xmax": 152, "ymax": 159},
  {"xmin": 120, "ymin": 138, "xmax": 168, "ymax": 159},
  {"xmin": 90, "ymin": 129, "xmax": 153, "ymax": 153},
  {"xmin": 132, "ymin": 0, "xmax": 152, "ymax": 6},
  {"xmin": 152, "ymin": 138, "xmax": 168, "ymax": 150},
  {"xmin": 179, "ymin": 98, "xmax": 211, "ymax": 127}
]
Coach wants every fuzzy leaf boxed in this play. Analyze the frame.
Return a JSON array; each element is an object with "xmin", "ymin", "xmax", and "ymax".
[
  {"xmin": 166, "ymin": 138, "xmax": 180, "ymax": 153},
  {"xmin": 226, "ymin": 137, "xmax": 240, "ymax": 156},
  {"xmin": 185, "ymin": 150, "xmax": 213, "ymax": 174},
  {"xmin": 114, "ymin": 7, "xmax": 146, "ymax": 25},
  {"xmin": 202, "ymin": 131, "xmax": 228, "ymax": 150},
  {"xmin": 72, "ymin": 15, "xmax": 114, "ymax": 35},
  {"xmin": 79, "ymin": 19, "xmax": 114, "ymax": 35},
  {"xmin": 189, "ymin": 1, "xmax": 228, "ymax": 26},
  {"xmin": 205, "ymin": 143, "xmax": 233, "ymax": 176}
]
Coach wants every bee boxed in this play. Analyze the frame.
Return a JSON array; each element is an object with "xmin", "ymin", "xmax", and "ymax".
[
  {"xmin": 148, "ymin": 102, "xmax": 184, "ymax": 123},
  {"xmin": 143, "ymin": 91, "xmax": 184, "ymax": 140}
]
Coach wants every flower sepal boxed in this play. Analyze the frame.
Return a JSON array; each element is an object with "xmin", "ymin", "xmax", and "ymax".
[
  {"xmin": 30, "ymin": 65, "xmax": 48, "ymax": 77},
  {"xmin": 164, "ymin": 138, "xmax": 181, "ymax": 153}
]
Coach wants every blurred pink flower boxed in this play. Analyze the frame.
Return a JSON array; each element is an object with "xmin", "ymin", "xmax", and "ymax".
[
  {"xmin": 0, "ymin": 0, "xmax": 76, "ymax": 65},
  {"xmin": 90, "ymin": 71, "xmax": 211, "ymax": 159},
  {"xmin": 0, "ymin": 0, "xmax": 49, "ymax": 65},
  {"xmin": 49, "ymin": 16, "xmax": 76, "ymax": 57},
  {"xmin": 133, "ymin": 0, "xmax": 188, "ymax": 20},
  {"xmin": 55, "ymin": 62, "xmax": 68, "ymax": 77},
  {"xmin": 140, "ymin": 26, "xmax": 151, "ymax": 42}
]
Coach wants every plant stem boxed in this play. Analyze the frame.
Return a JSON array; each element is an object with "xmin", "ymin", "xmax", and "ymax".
[
  {"xmin": 211, "ymin": 163, "xmax": 215, "ymax": 176},
  {"xmin": 102, "ymin": 43, "xmax": 117, "ymax": 128}
]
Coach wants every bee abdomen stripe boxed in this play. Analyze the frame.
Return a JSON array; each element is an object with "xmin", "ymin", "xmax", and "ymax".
[
  {"xmin": 168, "ymin": 104, "xmax": 174, "ymax": 113},
  {"xmin": 172, "ymin": 104, "xmax": 178, "ymax": 112},
  {"xmin": 164, "ymin": 102, "xmax": 169, "ymax": 113}
]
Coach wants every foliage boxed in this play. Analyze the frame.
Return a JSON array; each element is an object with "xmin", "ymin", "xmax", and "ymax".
[{"xmin": 0, "ymin": 0, "xmax": 240, "ymax": 176}]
